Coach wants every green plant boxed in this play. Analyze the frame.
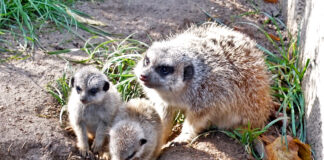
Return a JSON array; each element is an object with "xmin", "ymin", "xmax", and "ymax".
[
  {"xmin": 221, "ymin": 117, "xmax": 286, "ymax": 159},
  {"xmin": 0, "ymin": 48, "xmax": 30, "ymax": 63},
  {"xmin": 174, "ymin": 110, "xmax": 185, "ymax": 124},
  {"xmin": 100, "ymin": 36, "xmax": 147, "ymax": 101},
  {"xmin": 0, "ymin": 0, "xmax": 110, "ymax": 49},
  {"xmin": 47, "ymin": 72, "xmax": 70, "ymax": 106},
  {"xmin": 46, "ymin": 69, "xmax": 71, "ymax": 124},
  {"xmin": 244, "ymin": 12, "xmax": 310, "ymax": 143}
]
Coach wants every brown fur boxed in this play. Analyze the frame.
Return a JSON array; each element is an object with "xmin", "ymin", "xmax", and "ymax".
[{"xmin": 134, "ymin": 23, "xmax": 274, "ymax": 143}]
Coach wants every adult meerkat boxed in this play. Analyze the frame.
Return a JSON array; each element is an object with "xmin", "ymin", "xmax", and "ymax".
[
  {"xmin": 68, "ymin": 66, "xmax": 122, "ymax": 156},
  {"xmin": 109, "ymin": 98, "xmax": 163, "ymax": 160},
  {"xmin": 134, "ymin": 24, "xmax": 274, "ymax": 144}
]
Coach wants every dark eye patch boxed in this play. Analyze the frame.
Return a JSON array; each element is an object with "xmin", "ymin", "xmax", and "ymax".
[
  {"xmin": 71, "ymin": 77, "xmax": 75, "ymax": 87},
  {"xmin": 140, "ymin": 139, "xmax": 147, "ymax": 146},
  {"xmin": 155, "ymin": 65, "xmax": 174, "ymax": 77},
  {"xmin": 88, "ymin": 88, "xmax": 99, "ymax": 95},
  {"xmin": 143, "ymin": 56, "xmax": 150, "ymax": 66},
  {"xmin": 183, "ymin": 65, "xmax": 194, "ymax": 81},
  {"xmin": 76, "ymin": 86, "xmax": 82, "ymax": 94},
  {"xmin": 126, "ymin": 151, "xmax": 136, "ymax": 160}
]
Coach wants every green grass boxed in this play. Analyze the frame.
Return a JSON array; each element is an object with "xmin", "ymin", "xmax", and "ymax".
[
  {"xmin": 221, "ymin": 117, "xmax": 286, "ymax": 159},
  {"xmin": 47, "ymin": 72, "xmax": 70, "ymax": 106},
  {"xmin": 254, "ymin": 12, "xmax": 309, "ymax": 143},
  {"xmin": 99, "ymin": 35, "xmax": 147, "ymax": 101},
  {"xmin": 0, "ymin": 0, "xmax": 110, "ymax": 50},
  {"xmin": 46, "ymin": 66, "xmax": 71, "ymax": 124}
]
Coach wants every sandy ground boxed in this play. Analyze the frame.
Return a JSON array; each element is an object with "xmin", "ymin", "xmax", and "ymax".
[{"xmin": 0, "ymin": 0, "xmax": 283, "ymax": 159}]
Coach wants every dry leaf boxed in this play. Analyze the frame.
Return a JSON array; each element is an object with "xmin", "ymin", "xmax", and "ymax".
[
  {"xmin": 293, "ymin": 139, "xmax": 312, "ymax": 160},
  {"xmin": 269, "ymin": 33, "xmax": 281, "ymax": 41},
  {"xmin": 265, "ymin": 135, "xmax": 312, "ymax": 160},
  {"xmin": 264, "ymin": 0, "xmax": 278, "ymax": 3},
  {"xmin": 266, "ymin": 136, "xmax": 301, "ymax": 160}
]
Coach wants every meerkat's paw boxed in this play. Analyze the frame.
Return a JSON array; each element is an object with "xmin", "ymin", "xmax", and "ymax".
[
  {"xmin": 91, "ymin": 139, "xmax": 104, "ymax": 153},
  {"xmin": 79, "ymin": 147, "xmax": 94, "ymax": 158},
  {"xmin": 77, "ymin": 142, "xmax": 92, "ymax": 157},
  {"xmin": 164, "ymin": 140, "xmax": 184, "ymax": 148},
  {"xmin": 99, "ymin": 151, "xmax": 110, "ymax": 160},
  {"xmin": 164, "ymin": 133, "xmax": 193, "ymax": 148},
  {"xmin": 172, "ymin": 132, "xmax": 195, "ymax": 145}
]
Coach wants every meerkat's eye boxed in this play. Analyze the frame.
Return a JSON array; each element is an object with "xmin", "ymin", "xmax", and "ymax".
[
  {"xmin": 126, "ymin": 151, "xmax": 136, "ymax": 160},
  {"xmin": 89, "ymin": 88, "xmax": 99, "ymax": 95},
  {"xmin": 143, "ymin": 56, "xmax": 150, "ymax": 66},
  {"xmin": 140, "ymin": 139, "xmax": 147, "ymax": 146},
  {"xmin": 155, "ymin": 65, "xmax": 174, "ymax": 77},
  {"xmin": 76, "ymin": 86, "xmax": 82, "ymax": 94}
]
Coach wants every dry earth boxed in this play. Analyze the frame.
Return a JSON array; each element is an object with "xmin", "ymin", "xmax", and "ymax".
[{"xmin": 0, "ymin": 0, "xmax": 283, "ymax": 159}]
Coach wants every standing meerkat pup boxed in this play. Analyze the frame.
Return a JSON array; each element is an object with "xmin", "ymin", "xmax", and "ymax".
[
  {"xmin": 134, "ymin": 24, "xmax": 274, "ymax": 144},
  {"xmin": 68, "ymin": 66, "xmax": 122, "ymax": 156},
  {"xmin": 109, "ymin": 98, "xmax": 163, "ymax": 160}
]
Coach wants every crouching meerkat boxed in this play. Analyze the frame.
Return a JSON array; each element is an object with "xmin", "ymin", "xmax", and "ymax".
[
  {"xmin": 134, "ymin": 24, "xmax": 274, "ymax": 144},
  {"xmin": 68, "ymin": 66, "xmax": 122, "ymax": 156},
  {"xmin": 109, "ymin": 98, "xmax": 163, "ymax": 160}
]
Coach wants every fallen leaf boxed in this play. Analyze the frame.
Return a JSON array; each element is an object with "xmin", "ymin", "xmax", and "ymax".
[
  {"xmin": 264, "ymin": 0, "xmax": 278, "ymax": 3},
  {"xmin": 265, "ymin": 135, "xmax": 312, "ymax": 160},
  {"xmin": 269, "ymin": 33, "xmax": 281, "ymax": 41},
  {"xmin": 293, "ymin": 139, "xmax": 312, "ymax": 160},
  {"xmin": 266, "ymin": 135, "xmax": 301, "ymax": 160}
]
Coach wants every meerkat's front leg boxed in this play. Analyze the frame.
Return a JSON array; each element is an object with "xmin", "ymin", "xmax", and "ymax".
[
  {"xmin": 73, "ymin": 122, "xmax": 90, "ymax": 156},
  {"xmin": 91, "ymin": 121, "xmax": 107, "ymax": 153},
  {"xmin": 172, "ymin": 113, "xmax": 209, "ymax": 144},
  {"xmin": 155, "ymin": 104, "xmax": 177, "ymax": 144}
]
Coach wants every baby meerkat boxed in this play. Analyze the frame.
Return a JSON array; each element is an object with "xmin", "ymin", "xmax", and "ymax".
[
  {"xmin": 109, "ymin": 98, "xmax": 163, "ymax": 160},
  {"xmin": 68, "ymin": 66, "xmax": 122, "ymax": 157},
  {"xmin": 134, "ymin": 24, "xmax": 274, "ymax": 144}
]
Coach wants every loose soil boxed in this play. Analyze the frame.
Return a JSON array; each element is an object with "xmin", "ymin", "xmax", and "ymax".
[{"xmin": 0, "ymin": 0, "xmax": 284, "ymax": 159}]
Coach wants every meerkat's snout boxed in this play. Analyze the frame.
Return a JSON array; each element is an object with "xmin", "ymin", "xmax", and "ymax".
[
  {"xmin": 138, "ymin": 70, "xmax": 155, "ymax": 88},
  {"xmin": 139, "ymin": 74, "xmax": 148, "ymax": 82},
  {"xmin": 80, "ymin": 98, "xmax": 87, "ymax": 104}
]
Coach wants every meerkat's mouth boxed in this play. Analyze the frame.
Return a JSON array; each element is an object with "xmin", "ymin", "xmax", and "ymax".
[
  {"xmin": 142, "ymin": 81, "xmax": 165, "ymax": 89},
  {"xmin": 143, "ymin": 81, "xmax": 156, "ymax": 88}
]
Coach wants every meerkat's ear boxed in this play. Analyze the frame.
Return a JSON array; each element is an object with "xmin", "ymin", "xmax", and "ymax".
[
  {"xmin": 71, "ymin": 77, "xmax": 75, "ymax": 87},
  {"xmin": 103, "ymin": 81, "xmax": 110, "ymax": 92},
  {"xmin": 183, "ymin": 65, "xmax": 194, "ymax": 81},
  {"xmin": 140, "ymin": 138, "xmax": 147, "ymax": 146}
]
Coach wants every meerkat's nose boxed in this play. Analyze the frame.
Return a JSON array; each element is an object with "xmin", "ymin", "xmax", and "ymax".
[
  {"xmin": 139, "ymin": 75, "xmax": 148, "ymax": 82},
  {"xmin": 80, "ymin": 98, "xmax": 87, "ymax": 104}
]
